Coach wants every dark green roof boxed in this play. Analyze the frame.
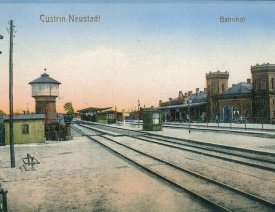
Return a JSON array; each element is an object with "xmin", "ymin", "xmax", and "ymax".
[{"xmin": 29, "ymin": 73, "xmax": 61, "ymax": 84}]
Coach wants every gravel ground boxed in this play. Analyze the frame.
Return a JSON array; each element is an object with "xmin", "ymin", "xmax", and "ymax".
[{"xmin": 0, "ymin": 131, "xmax": 212, "ymax": 212}]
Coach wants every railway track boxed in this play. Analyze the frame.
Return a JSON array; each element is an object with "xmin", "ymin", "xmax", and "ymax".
[
  {"xmin": 134, "ymin": 135, "xmax": 275, "ymax": 172},
  {"xmin": 77, "ymin": 122, "xmax": 275, "ymax": 172},
  {"xmin": 72, "ymin": 125, "xmax": 275, "ymax": 211}
]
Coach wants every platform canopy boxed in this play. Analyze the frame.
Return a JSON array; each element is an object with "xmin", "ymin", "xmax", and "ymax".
[{"xmin": 77, "ymin": 107, "xmax": 112, "ymax": 114}]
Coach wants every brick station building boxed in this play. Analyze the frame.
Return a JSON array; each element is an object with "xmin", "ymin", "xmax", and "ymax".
[{"xmin": 158, "ymin": 63, "xmax": 275, "ymax": 123}]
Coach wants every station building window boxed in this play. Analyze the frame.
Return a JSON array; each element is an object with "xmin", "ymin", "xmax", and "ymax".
[
  {"xmin": 22, "ymin": 124, "xmax": 29, "ymax": 134},
  {"xmin": 257, "ymin": 80, "xmax": 261, "ymax": 90},
  {"xmin": 153, "ymin": 113, "xmax": 160, "ymax": 124},
  {"xmin": 261, "ymin": 79, "xmax": 266, "ymax": 90}
]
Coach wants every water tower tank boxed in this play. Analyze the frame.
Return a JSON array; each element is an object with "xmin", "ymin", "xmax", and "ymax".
[{"xmin": 29, "ymin": 72, "xmax": 61, "ymax": 123}]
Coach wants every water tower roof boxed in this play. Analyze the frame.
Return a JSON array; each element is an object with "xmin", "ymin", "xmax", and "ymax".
[{"xmin": 29, "ymin": 73, "xmax": 61, "ymax": 84}]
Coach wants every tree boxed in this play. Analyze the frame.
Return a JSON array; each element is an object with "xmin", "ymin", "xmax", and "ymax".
[
  {"xmin": 0, "ymin": 110, "xmax": 6, "ymax": 115},
  {"xmin": 64, "ymin": 102, "xmax": 75, "ymax": 115}
]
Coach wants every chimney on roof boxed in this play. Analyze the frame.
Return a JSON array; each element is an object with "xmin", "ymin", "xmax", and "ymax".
[
  {"xmin": 204, "ymin": 88, "xmax": 207, "ymax": 92},
  {"xmin": 196, "ymin": 88, "xmax": 199, "ymax": 95},
  {"xmin": 179, "ymin": 91, "xmax": 183, "ymax": 100},
  {"xmin": 184, "ymin": 92, "xmax": 187, "ymax": 96},
  {"xmin": 159, "ymin": 100, "xmax": 162, "ymax": 105},
  {"xmin": 169, "ymin": 98, "xmax": 172, "ymax": 101},
  {"xmin": 188, "ymin": 91, "xmax": 193, "ymax": 96},
  {"xmin": 247, "ymin": 79, "xmax": 251, "ymax": 83}
]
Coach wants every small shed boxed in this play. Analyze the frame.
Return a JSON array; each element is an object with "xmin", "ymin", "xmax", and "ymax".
[
  {"xmin": 4, "ymin": 114, "xmax": 46, "ymax": 145},
  {"xmin": 142, "ymin": 109, "xmax": 163, "ymax": 131}
]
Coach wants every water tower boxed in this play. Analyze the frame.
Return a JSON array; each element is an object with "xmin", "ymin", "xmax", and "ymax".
[{"xmin": 29, "ymin": 71, "xmax": 61, "ymax": 124}]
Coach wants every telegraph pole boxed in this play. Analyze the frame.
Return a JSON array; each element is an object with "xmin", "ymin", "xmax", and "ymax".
[
  {"xmin": 9, "ymin": 20, "xmax": 15, "ymax": 168},
  {"xmin": 138, "ymin": 99, "xmax": 140, "ymax": 128},
  {"xmin": 0, "ymin": 34, "xmax": 3, "ymax": 53}
]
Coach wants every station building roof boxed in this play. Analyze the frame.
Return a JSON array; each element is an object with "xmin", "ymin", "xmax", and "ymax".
[
  {"xmin": 159, "ymin": 91, "xmax": 207, "ymax": 110},
  {"xmin": 158, "ymin": 102, "xmax": 207, "ymax": 110},
  {"xmin": 222, "ymin": 82, "xmax": 252, "ymax": 96},
  {"xmin": 189, "ymin": 92, "xmax": 207, "ymax": 103},
  {"xmin": 29, "ymin": 73, "xmax": 61, "ymax": 84}
]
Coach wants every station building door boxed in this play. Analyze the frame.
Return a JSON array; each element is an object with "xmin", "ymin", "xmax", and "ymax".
[
  {"xmin": 223, "ymin": 106, "xmax": 232, "ymax": 122},
  {"xmin": 223, "ymin": 106, "xmax": 240, "ymax": 122}
]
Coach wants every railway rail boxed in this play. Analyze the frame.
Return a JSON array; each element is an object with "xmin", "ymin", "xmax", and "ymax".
[{"xmin": 72, "ymin": 124, "xmax": 275, "ymax": 211}]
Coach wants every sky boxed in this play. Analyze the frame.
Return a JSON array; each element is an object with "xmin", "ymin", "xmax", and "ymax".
[{"xmin": 0, "ymin": 1, "xmax": 275, "ymax": 113}]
